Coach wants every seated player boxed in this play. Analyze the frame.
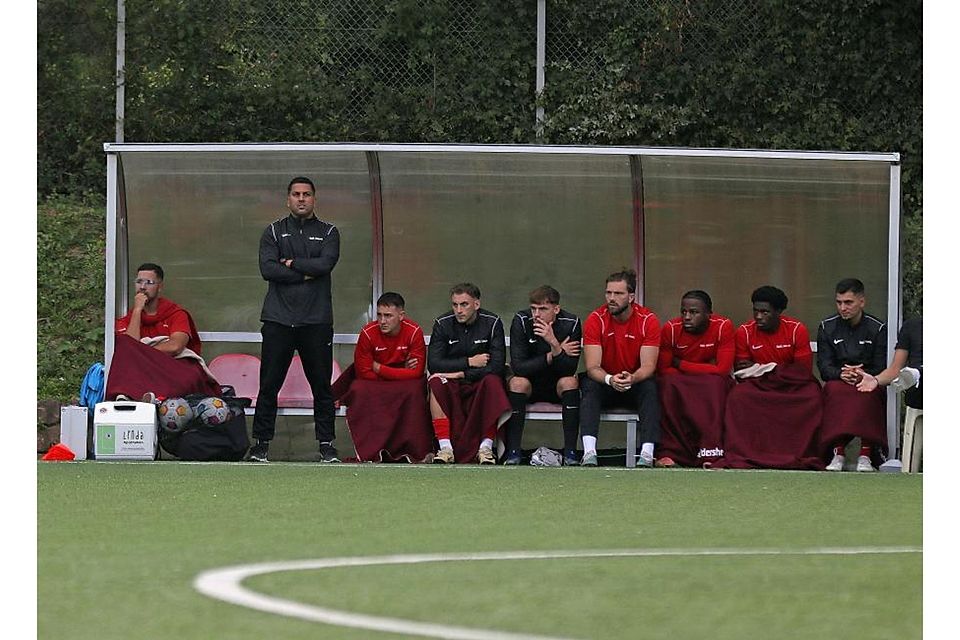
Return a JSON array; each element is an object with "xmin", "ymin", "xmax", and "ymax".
[
  {"xmin": 503, "ymin": 285, "xmax": 582, "ymax": 466},
  {"xmin": 656, "ymin": 290, "xmax": 734, "ymax": 467},
  {"xmin": 817, "ymin": 278, "xmax": 888, "ymax": 472},
  {"xmin": 107, "ymin": 262, "xmax": 219, "ymax": 402},
  {"xmin": 580, "ymin": 269, "xmax": 661, "ymax": 467},
  {"xmin": 715, "ymin": 285, "xmax": 823, "ymax": 470},
  {"xmin": 427, "ymin": 283, "xmax": 511, "ymax": 464},
  {"xmin": 332, "ymin": 292, "xmax": 433, "ymax": 462}
]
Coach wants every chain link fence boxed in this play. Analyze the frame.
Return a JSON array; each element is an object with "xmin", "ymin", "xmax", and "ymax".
[{"xmin": 214, "ymin": 0, "xmax": 860, "ymax": 125}]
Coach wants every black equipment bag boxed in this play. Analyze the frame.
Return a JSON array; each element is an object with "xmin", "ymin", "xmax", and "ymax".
[{"xmin": 159, "ymin": 386, "xmax": 251, "ymax": 461}]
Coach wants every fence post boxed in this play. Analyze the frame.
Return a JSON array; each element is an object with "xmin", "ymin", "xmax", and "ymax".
[{"xmin": 535, "ymin": 0, "xmax": 545, "ymax": 136}]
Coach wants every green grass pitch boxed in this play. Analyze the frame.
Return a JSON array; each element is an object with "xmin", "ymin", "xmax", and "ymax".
[{"xmin": 37, "ymin": 462, "xmax": 921, "ymax": 639}]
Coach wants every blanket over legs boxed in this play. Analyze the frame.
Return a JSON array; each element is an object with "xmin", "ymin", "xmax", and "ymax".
[
  {"xmin": 819, "ymin": 380, "xmax": 887, "ymax": 463},
  {"xmin": 105, "ymin": 334, "xmax": 221, "ymax": 402},
  {"xmin": 427, "ymin": 374, "xmax": 511, "ymax": 463},
  {"xmin": 332, "ymin": 365, "xmax": 434, "ymax": 463},
  {"xmin": 657, "ymin": 373, "xmax": 733, "ymax": 467},
  {"xmin": 713, "ymin": 363, "xmax": 824, "ymax": 470}
]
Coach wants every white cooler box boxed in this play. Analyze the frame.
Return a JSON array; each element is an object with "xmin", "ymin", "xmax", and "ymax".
[{"xmin": 93, "ymin": 401, "xmax": 158, "ymax": 460}]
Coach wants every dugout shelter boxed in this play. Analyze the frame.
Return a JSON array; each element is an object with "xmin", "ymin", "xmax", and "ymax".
[{"xmin": 102, "ymin": 142, "xmax": 905, "ymax": 458}]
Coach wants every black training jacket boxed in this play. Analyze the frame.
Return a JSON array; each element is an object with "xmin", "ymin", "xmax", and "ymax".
[
  {"xmin": 509, "ymin": 309, "xmax": 581, "ymax": 379},
  {"xmin": 816, "ymin": 312, "xmax": 887, "ymax": 381},
  {"xmin": 258, "ymin": 213, "xmax": 340, "ymax": 326},
  {"xmin": 428, "ymin": 309, "xmax": 505, "ymax": 382}
]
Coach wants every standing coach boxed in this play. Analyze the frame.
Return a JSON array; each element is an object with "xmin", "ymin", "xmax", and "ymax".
[{"xmin": 249, "ymin": 176, "xmax": 341, "ymax": 463}]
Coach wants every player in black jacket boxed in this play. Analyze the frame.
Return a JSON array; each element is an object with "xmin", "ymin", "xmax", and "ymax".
[
  {"xmin": 817, "ymin": 278, "xmax": 888, "ymax": 472},
  {"xmin": 503, "ymin": 285, "xmax": 582, "ymax": 465},
  {"xmin": 249, "ymin": 176, "xmax": 340, "ymax": 464},
  {"xmin": 427, "ymin": 283, "xmax": 510, "ymax": 464}
]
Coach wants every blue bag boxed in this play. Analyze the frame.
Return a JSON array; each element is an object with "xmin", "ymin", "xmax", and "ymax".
[{"xmin": 79, "ymin": 362, "xmax": 105, "ymax": 407}]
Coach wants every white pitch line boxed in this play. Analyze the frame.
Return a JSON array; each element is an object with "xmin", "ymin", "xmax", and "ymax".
[{"xmin": 194, "ymin": 547, "xmax": 921, "ymax": 640}]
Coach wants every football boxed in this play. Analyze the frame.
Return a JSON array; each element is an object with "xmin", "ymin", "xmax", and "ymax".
[
  {"xmin": 195, "ymin": 396, "xmax": 230, "ymax": 426},
  {"xmin": 158, "ymin": 397, "xmax": 194, "ymax": 433}
]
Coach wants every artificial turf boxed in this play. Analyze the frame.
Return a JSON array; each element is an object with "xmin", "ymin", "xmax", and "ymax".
[{"xmin": 37, "ymin": 462, "xmax": 921, "ymax": 639}]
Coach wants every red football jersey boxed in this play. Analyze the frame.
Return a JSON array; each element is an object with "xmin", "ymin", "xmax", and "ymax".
[
  {"xmin": 354, "ymin": 318, "xmax": 426, "ymax": 381},
  {"xmin": 735, "ymin": 315, "xmax": 813, "ymax": 369},
  {"xmin": 657, "ymin": 315, "xmax": 735, "ymax": 375},
  {"xmin": 583, "ymin": 303, "xmax": 660, "ymax": 374}
]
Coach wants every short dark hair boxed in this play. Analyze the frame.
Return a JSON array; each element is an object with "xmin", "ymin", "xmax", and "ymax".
[
  {"xmin": 606, "ymin": 268, "xmax": 637, "ymax": 294},
  {"xmin": 287, "ymin": 176, "xmax": 315, "ymax": 194},
  {"xmin": 835, "ymin": 278, "xmax": 865, "ymax": 296},
  {"xmin": 529, "ymin": 285, "xmax": 560, "ymax": 305},
  {"xmin": 136, "ymin": 262, "xmax": 164, "ymax": 281},
  {"xmin": 377, "ymin": 291, "xmax": 406, "ymax": 309},
  {"xmin": 751, "ymin": 285, "xmax": 788, "ymax": 312},
  {"xmin": 681, "ymin": 289, "xmax": 713, "ymax": 312},
  {"xmin": 450, "ymin": 282, "xmax": 481, "ymax": 299}
]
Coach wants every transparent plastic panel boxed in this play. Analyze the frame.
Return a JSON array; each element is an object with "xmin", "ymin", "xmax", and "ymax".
[
  {"xmin": 641, "ymin": 156, "xmax": 891, "ymax": 333},
  {"xmin": 119, "ymin": 151, "xmax": 373, "ymax": 333},
  {"xmin": 377, "ymin": 151, "xmax": 635, "ymax": 329}
]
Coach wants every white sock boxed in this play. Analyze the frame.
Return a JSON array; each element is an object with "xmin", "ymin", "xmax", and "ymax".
[
  {"xmin": 480, "ymin": 438, "xmax": 493, "ymax": 450},
  {"xmin": 641, "ymin": 442, "xmax": 655, "ymax": 459},
  {"xmin": 439, "ymin": 438, "xmax": 452, "ymax": 450},
  {"xmin": 582, "ymin": 435, "xmax": 597, "ymax": 453}
]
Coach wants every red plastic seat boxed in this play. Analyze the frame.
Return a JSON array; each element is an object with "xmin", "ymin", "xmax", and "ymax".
[
  {"xmin": 208, "ymin": 354, "xmax": 261, "ymax": 406},
  {"xmin": 278, "ymin": 356, "xmax": 343, "ymax": 408}
]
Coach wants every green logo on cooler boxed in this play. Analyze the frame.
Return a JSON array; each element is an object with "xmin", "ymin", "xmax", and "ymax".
[{"xmin": 96, "ymin": 425, "xmax": 116, "ymax": 455}]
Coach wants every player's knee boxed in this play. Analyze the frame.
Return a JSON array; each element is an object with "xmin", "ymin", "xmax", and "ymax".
[
  {"xmin": 556, "ymin": 376, "xmax": 579, "ymax": 395},
  {"xmin": 509, "ymin": 376, "xmax": 532, "ymax": 394}
]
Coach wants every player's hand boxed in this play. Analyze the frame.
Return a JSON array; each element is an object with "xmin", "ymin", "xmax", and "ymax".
[
  {"xmin": 132, "ymin": 291, "xmax": 149, "ymax": 311},
  {"xmin": 372, "ymin": 361, "xmax": 381, "ymax": 374},
  {"xmin": 612, "ymin": 371, "xmax": 633, "ymax": 392},
  {"xmin": 841, "ymin": 364, "xmax": 864, "ymax": 385},
  {"xmin": 559, "ymin": 337, "xmax": 581, "ymax": 357},
  {"xmin": 856, "ymin": 374, "xmax": 879, "ymax": 393},
  {"xmin": 430, "ymin": 371, "xmax": 463, "ymax": 381},
  {"xmin": 533, "ymin": 317, "xmax": 559, "ymax": 345},
  {"xmin": 405, "ymin": 357, "xmax": 419, "ymax": 369},
  {"xmin": 468, "ymin": 353, "xmax": 490, "ymax": 368},
  {"xmin": 282, "ymin": 258, "xmax": 293, "ymax": 268}
]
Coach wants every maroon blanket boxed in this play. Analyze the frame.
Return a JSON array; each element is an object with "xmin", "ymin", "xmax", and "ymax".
[
  {"xmin": 105, "ymin": 334, "xmax": 220, "ymax": 402},
  {"xmin": 820, "ymin": 381, "xmax": 887, "ymax": 456},
  {"xmin": 427, "ymin": 374, "xmax": 511, "ymax": 463},
  {"xmin": 657, "ymin": 374, "xmax": 733, "ymax": 467},
  {"xmin": 332, "ymin": 365, "xmax": 434, "ymax": 463},
  {"xmin": 713, "ymin": 363, "xmax": 824, "ymax": 470}
]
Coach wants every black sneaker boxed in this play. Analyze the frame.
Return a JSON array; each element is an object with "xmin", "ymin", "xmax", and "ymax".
[
  {"xmin": 319, "ymin": 442, "xmax": 340, "ymax": 463},
  {"xmin": 503, "ymin": 449, "xmax": 522, "ymax": 465},
  {"xmin": 563, "ymin": 449, "xmax": 580, "ymax": 466},
  {"xmin": 248, "ymin": 440, "xmax": 270, "ymax": 463}
]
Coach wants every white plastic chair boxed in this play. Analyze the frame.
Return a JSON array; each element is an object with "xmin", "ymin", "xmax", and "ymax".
[{"xmin": 901, "ymin": 406, "xmax": 923, "ymax": 473}]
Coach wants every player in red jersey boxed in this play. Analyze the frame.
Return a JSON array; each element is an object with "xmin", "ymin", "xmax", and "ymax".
[
  {"xmin": 332, "ymin": 292, "xmax": 433, "ymax": 462},
  {"xmin": 580, "ymin": 269, "xmax": 661, "ymax": 467},
  {"xmin": 354, "ymin": 292, "xmax": 426, "ymax": 382},
  {"xmin": 717, "ymin": 286, "xmax": 824, "ymax": 470},
  {"xmin": 107, "ymin": 262, "xmax": 219, "ymax": 402},
  {"xmin": 655, "ymin": 290, "xmax": 734, "ymax": 467}
]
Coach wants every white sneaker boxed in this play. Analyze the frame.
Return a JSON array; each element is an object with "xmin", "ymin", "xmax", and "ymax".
[
  {"xmin": 856, "ymin": 455, "xmax": 875, "ymax": 472},
  {"xmin": 826, "ymin": 454, "xmax": 845, "ymax": 472}
]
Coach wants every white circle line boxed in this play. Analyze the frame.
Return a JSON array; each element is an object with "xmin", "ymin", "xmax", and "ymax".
[{"xmin": 194, "ymin": 547, "xmax": 921, "ymax": 640}]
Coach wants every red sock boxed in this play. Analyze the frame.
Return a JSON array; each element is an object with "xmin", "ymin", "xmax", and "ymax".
[
  {"xmin": 860, "ymin": 445, "xmax": 871, "ymax": 457},
  {"xmin": 834, "ymin": 445, "xmax": 845, "ymax": 456},
  {"xmin": 432, "ymin": 417, "xmax": 450, "ymax": 440}
]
